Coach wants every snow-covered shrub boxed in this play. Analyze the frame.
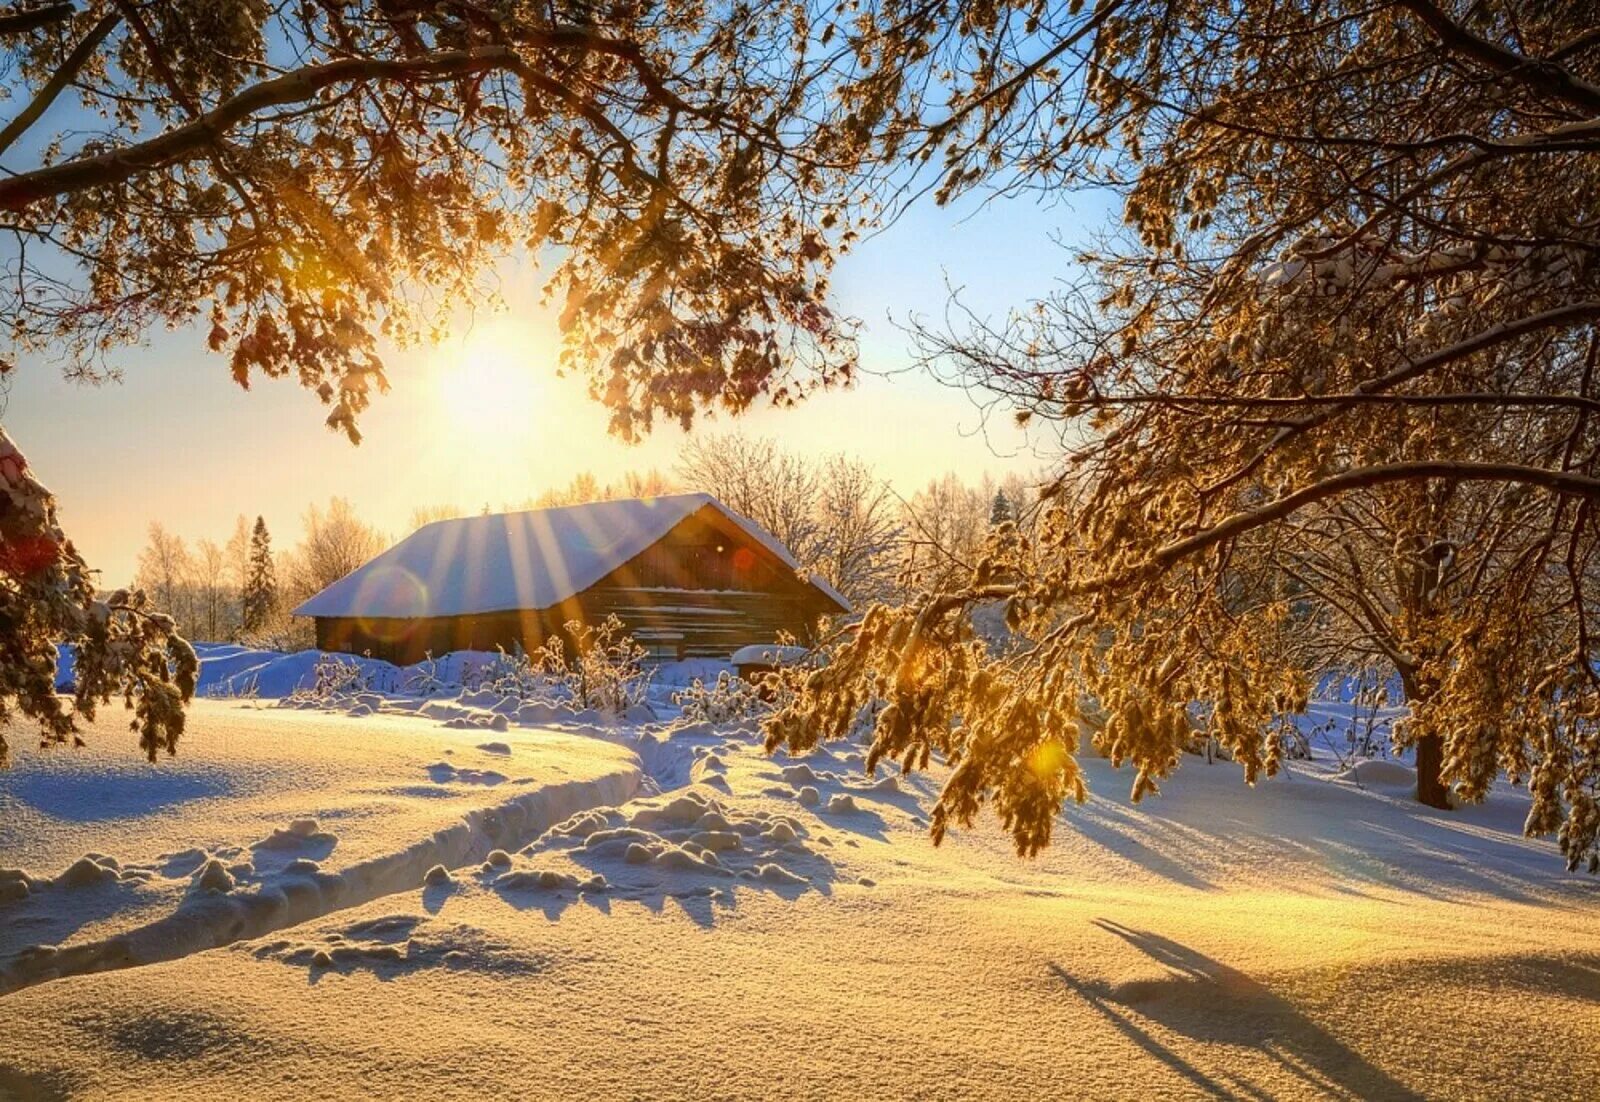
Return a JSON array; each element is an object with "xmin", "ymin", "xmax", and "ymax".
[
  {"xmin": 673, "ymin": 670, "xmax": 769, "ymax": 723},
  {"xmin": 290, "ymin": 653, "xmax": 371, "ymax": 705},
  {"xmin": 536, "ymin": 617, "xmax": 650, "ymax": 714},
  {"xmin": 402, "ymin": 652, "xmax": 454, "ymax": 697},
  {"xmin": 1301, "ymin": 664, "xmax": 1398, "ymax": 767},
  {"xmin": 1277, "ymin": 721, "xmax": 1312, "ymax": 762},
  {"xmin": 482, "ymin": 645, "xmax": 555, "ymax": 701},
  {"xmin": 204, "ymin": 673, "xmax": 260, "ymax": 701}
]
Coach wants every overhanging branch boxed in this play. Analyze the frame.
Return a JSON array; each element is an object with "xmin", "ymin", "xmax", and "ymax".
[
  {"xmin": 0, "ymin": 31, "xmax": 683, "ymax": 211},
  {"xmin": 0, "ymin": 2, "xmax": 74, "ymax": 36},
  {"xmin": 1395, "ymin": 0, "xmax": 1600, "ymax": 115},
  {"xmin": 1120, "ymin": 461, "xmax": 1600, "ymax": 593}
]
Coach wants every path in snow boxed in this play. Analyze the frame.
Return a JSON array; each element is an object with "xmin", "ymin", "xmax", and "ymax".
[
  {"xmin": 0, "ymin": 702, "xmax": 641, "ymax": 994},
  {"xmin": 1, "ymin": 696, "xmax": 1596, "ymax": 1099}
]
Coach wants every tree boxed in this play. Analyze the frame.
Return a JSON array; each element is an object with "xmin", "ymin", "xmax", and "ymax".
[
  {"xmin": 134, "ymin": 522, "xmax": 193, "ymax": 635},
  {"xmin": 770, "ymin": 2, "xmax": 1600, "ymax": 871},
  {"xmin": 0, "ymin": 1, "xmax": 862, "ymax": 440},
  {"xmin": 813, "ymin": 455, "xmax": 903, "ymax": 606},
  {"xmin": 192, "ymin": 538, "xmax": 227, "ymax": 642},
  {"xmin": 0, "ymin": 428, "xmax": 193, "ymax": 766},
  {"xmin": 408, "ymin": 504, "xmax": 466, "ymax": 531},
  {"xmin": 516, "ymin": 468, "xmax": 677, "ymax": 510},
  {"xmin": 676, "ymin": 432, "xmax": 908, "ymax": 605},
  {"xmin": 242, "ymin": 516, "xmax": 276, "ymax": 634},
  {"xmin": 677, "ymin": 433, "xmax": 822, "ymax": 565},
  {"xmin": 224, "ymin": 513, "xmax": 251, "ymax": 633},
  {"xmin": 988, "ymin": 490, "xmax": 1013, "ymax": 528},
  {"xmin": 899, "ymin": 474, "xmax": 989, "ymax": 593},
  {"xmin": 285, "ymin": 499, "xmax": 384, "ymax": 603},
  {"xmin": 536, "ymin": 471, "xmax": 603, "ymax": 509}
]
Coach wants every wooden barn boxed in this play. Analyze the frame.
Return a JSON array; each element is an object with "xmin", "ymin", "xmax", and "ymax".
[{"xmin": 293, "ymin": 493, "xmax": 850, "ymax": 664}]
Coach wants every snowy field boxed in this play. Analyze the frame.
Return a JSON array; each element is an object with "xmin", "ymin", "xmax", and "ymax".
[{"xmin": 3, "ymin": 649, "xmax": 1598, "ymax": 1100}]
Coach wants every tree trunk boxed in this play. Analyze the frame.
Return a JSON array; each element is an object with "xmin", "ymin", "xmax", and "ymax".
[
  {"xmin": 1399, "ymin": 669, "xmax": 1451, "ymax": 809},
  {"xmin": 1413, "ymin": 730, "xmax": 1451, "ymax": 809}
]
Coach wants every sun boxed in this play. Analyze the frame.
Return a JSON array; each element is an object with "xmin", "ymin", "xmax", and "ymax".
[{"xmin": 435, "ymin": 320, "xmax": 546, "ymax": 435}]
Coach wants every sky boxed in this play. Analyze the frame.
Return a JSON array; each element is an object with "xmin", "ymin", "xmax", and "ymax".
[{"xmin": 3, "ymin": 178, "xmax": 1110, "ymax": 585}]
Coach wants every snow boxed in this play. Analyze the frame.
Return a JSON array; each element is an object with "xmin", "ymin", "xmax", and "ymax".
[
  {"xmin": 0, "ymin": 702, "xmax": 640, "ymax": 993},
  {"xmin": 292, "ymin": 492, "xmax": 847, "ymax": 619},
  {"xmin": 67, "ymin": 642, "xmax": 731, "ymax": 711},
  {"xmin": 729, "ymin": 643, "xmax": 812, "ymax": 667},
  {"xmin": 1, "ymin": 683, "xmax": 1597, "ymax": 1098}
]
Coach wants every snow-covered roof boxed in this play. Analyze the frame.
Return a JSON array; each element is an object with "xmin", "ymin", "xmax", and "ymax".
[{"xmin": 294, "ymin": 493, "xmax": 851, "ymax": 619}]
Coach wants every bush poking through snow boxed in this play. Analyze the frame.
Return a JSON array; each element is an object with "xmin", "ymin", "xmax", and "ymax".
[
  {"xmin": 534, "ymin": 617, "xmax": 651, "ymax": 715},
  {"xmin": 481, "ymin": 645, "xmax": 550, "ymax": 702},
  {"xmin": 402, "ymin": 652, "xmax": 451, "ymax": 697},
  {"xmin": 194, "ymin": 858, "xmax": 235, "ymax": 894},
  {"xmin": 0, "ymin": 868, "xmax": 34, "ymax": 904},
  {"xmin": 57, "ymin": 855, "xmax": 119, "ymax": 888},
  {"xmin": 289, "ymin": 653, "xmax": 373, "ymax": 706},
  {"xmin": 673, "ymin": 670, "xmax": 768, "ymax": 724},
  {"xmin": 467, "ymin": 622, "xmax": 652, "ymax": 715}
]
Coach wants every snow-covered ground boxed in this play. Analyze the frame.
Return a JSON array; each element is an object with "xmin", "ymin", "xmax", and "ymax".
[{"xmin": 3, "ymin": 657, "xmax": 1598, "ymax": 1100}]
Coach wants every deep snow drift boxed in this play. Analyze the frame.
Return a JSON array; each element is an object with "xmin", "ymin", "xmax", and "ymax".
[{"xmin": 3, "ymin": 657, "xmax": 1598, "ymax": 1099}]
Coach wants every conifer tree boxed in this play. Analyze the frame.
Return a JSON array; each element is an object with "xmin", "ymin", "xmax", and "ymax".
[
  {"xmin": 242, "ymin": 517, "xmax": 277, "ymax": 635},
  {"xmin": 989, "ymin": 491, "xmax": 1013, "ymax": 528}
]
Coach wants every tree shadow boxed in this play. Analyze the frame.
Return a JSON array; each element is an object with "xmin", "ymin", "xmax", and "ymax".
[
  {"xmin": 1051, "ymin": 920, "xmax": 1426, "ymax": 1101},
  {"xmin": 1053, "ymin": 756, "xmax": 1595, "ymax": 906},
  {"xmin": 0, "ymin": 765, "xmax": 230, "ymax": 822}
]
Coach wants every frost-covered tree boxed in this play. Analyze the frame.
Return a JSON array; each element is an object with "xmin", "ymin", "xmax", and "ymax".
[
  {"xmin": 813, "ymin": 455, "xmax": 903, "ymax": 606},
  {"xmin": 0, "ymin": 428, "xmax": 194, "ymax": 766},
  {"xmin": 224, "ymin": 513, "xmax": 251, "ymax": 632},
  {"xmin": 285, "ymin": 499, "xmax": 381, "ymax": 603},
  {"xmin": 134, "ymin": 522, "xmax": 192, "ymax": 635},
  {"xmin": 515, "ymin": 468, "xmax": 677, "ymax": 510},
  {"xmin": 899, "ymin": 474, "xmax": 990, "ymax": 593},
  {"xmin": 770, "ymin": 1, "xmax": 1600, "ymax": 871},
  {"xmin": 677, "ymin": 433, "xmax": 904, "ymax": 605},
  {"xmin": 192, "ymin": 538, "xmax": 228, "ymax": 642},
  {"xmin": 242, "ymin": 516, "xmax": 277, "ymax": 635},
  {"xmin": 539, "ymin": 471, "xmax": 605, "ymax": 509},
  {"xmin": 0, "ymin": 0, "xmax": 863, "ymax": 439},
  {"xmin": 677, "ymin": 434, "xmax": 823, "ymax": 564},
  {"xmin": 407, "ymin": 503, "xmax": 466, "ymax": 530}
]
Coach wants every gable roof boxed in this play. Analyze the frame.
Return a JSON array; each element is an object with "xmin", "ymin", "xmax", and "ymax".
[{"xmin": 293, "ymin": 492, "xmax": 851, "ymax": 620}]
